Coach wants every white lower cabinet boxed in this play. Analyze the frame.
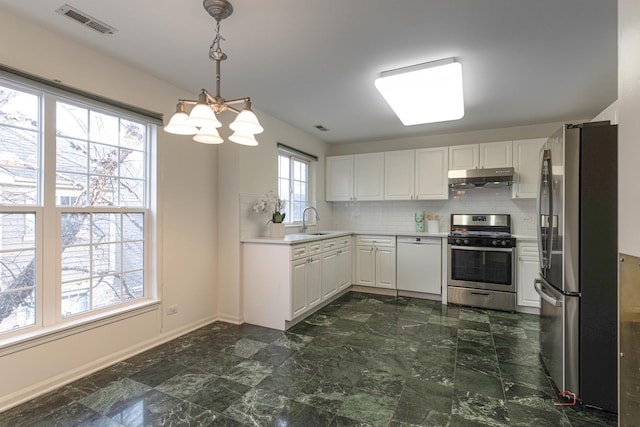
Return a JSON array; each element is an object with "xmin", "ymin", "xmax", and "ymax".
[
  {"xmin": 243, "ymin": 236, "xmax": 352, "ymax": 330},
  {"xmin": 355, "ymin": 235, "xmax": 396, "ymax": 289},
  {"xmin": 517, "ymin": 241, "xmax": 540, "ymax": 308}
]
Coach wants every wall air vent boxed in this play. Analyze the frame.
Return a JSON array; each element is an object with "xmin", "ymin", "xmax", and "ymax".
[{"xmin": 55, "ymin": 4, "xmax": 118, "ymax": 35}]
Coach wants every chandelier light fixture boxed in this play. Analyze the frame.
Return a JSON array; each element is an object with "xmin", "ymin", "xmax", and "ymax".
[{"xmin": 164, "ymin": 0, "xmax": 263, "ymax": 146}]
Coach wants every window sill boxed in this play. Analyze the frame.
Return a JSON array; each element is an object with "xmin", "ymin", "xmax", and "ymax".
[{"xmin": 0, "ymin": 300, "xmax": 161, "ymax": 357}]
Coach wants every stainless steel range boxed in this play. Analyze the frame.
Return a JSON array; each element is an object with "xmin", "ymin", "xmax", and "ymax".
[{"xmin": 447, "ymin": 213, "xmax": 516, "ymax": 312}]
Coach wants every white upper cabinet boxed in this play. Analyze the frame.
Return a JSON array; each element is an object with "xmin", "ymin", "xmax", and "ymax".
[
  {"xmin": 354, "ymin": 153, "xmax": 385, "ymax": 201},
  {"xmin": 480, "ymin": 141, "xmax": 513, "ymax": 168},
  {"xmin": 449, "ymin": 141, "xmax": 512, "ymax": 169},
  {"xmin": 384, "ymin": 147, "xmax": 448, "ymax": 200},
  {"xmin": 449, "ymin": 144, "xmax": 478, "ymax": 170},
  {"xmin": 326, "ymin": 153, "xmax": 384, "ymax": 201},
  {"xmin": 326, "ymin": 155, "xmax": 354, "ymax": 201},
  {"xmin": 384, "ymin": 150, "xmax": 415, "ymax": 200},
  {"xmin": 512, "ymin": 138, "xmax": 545, "ymax": 199},
  {"xmin": 415, "ymin": 147, "xmax": 449, "ymax": 200}
]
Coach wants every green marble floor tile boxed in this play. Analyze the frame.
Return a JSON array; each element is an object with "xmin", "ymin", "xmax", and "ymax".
[
  {"xmin": 272, "ymin": 332, "xmax": 314, "ymax": 351},
  {"xmin": 494, "ymin": 346, "xmax": 542, "ymax": 368},
  {"xmin": 255, "ymin": 371, "xmax": 311, "ymax": 398},
  {"xmin": 272, "ymin": 400, "xmax": 335, "ymax": 427},
  {"xmin": 30, "ymin": 401, "xmax": 119, "ymax": 427},
  {"xmin": 355, "ymin": 368, "xmax": 406, "ymax": 398},
  {"xmin": 503, "ymin": 382, "xmax": 559, "ymax": 414},
  {"xmin": 451, "ymin": 391, "xmax": 509, "ymax": 427},
  {"xmin": 154, "ymin": 371, "xmax": 216, "ymax": 400},
  {"xmin": 153, "ymin": 400, "xmax": 219, "ymax": 427},
  {"xmin": 185, "ymin": 376, "xmax": 250, "ymax": 413},
  {"xmin": 329, "ymin": 414, "xmax": 374, "ymax": 426},
  {"xmin": 337, "ymin": 391, "xmax": 397, "ymax": 426},
  {"xmin": 107, "ymin": 390, "xmax": 192, "ymax": 426},
  {"xmin": 490, "ymin": 324, "xmax": 528, "ymax": 340},
  {"xmin": 457, "ymin": 328, "xmax": 493, "ymax": 346},
  {"xmin": 454, "ymin": 365, "xmax": 504, "ymax": 400},
  {"xmin": 222, "ymin": 388, "xmax": 288, "ymax": 426},
  {"xmin": 233, "ymin": 324, "xmax": 285, "ymax": 343},
  {"xmin": 563, "ymin": 404, "xmax": 619, "ymax": 427},
  {"xmin": 192, "ymin": 352, "xmax": 246, "ymax": 376},
  {"xmin": 456, "ymin": 352, "xmax": 501, "ymax": 377},
  {"xmin": 129, "ymin": 359, "xmax": 188, "ymax": 387},
  {"xmin": 507, "ymin": 401, "xmax": 571, "ymax": 427},
  {"xmin": 219, "ymin": 359, "xmax": 274, "ymax": 387},
  {"xmin": 250, "ymin": 343, "xmax": 295, "ymax": 367},
  {"xmin": 79, "ymin": 377, "xmax": 152, "ymax": 415},
  {"xmin": 219, "ymin": 337, "xmax": 268, "ymax": 358},
  {"xmin": 459, "ymin": 309, "xmax": 491, "ymax": 324},
  {"xmin": 428, "ymin": 315, "xmax": 459, "ymax": 328},
  {"xmin": 458, "ymin": 319, "xmax": 493, "ymax": 332},
  {"xmin": 273, "ymin": 355, "xmax": 319, "ymax": 379},
  {"xmin": 411, "ymin": 354, "xmax": 456, "ymax": 387},
  {"xmin": 498, "ymin": 361, "xmax": 551, "ymax": 392},
  {"xmin": 393, "ymin": 377, "xmax": 453, "ymax": 424}
]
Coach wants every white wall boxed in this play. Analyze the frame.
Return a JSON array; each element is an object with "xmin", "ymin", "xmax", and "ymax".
[
  {"xmin": 326, "ymin": 121, "xmax": 577, "ymax": 155},
  {"xmin": 619, "ymin": 0, "xmax": 640, "ymax": 256},
  {"xmin": 0, "ymin": 9, "xmax": 218, "ymax": 409},
  {"xmin": 217, "ymin": 110, "xmax": 329, "ymax": 322}
]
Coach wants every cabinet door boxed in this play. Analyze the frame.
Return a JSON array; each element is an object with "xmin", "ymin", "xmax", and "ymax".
[
  {"xmin": 354, "ymin": 153, "xmax": 384, "ymax": 201},
  {"xmin": 517, "ymin": 244, "xmax": 541, "ymax": 308},
  {"xmin": 480, "ymin": 141, "xmax": 513, "ymax": 168},
  {"xmin": 449, "ymin": 144, "xmax": 478, "ymax": 170},
  {"xmin": 326, "ymin": 155, "xmax": 354, "ymax": 201},
  {"xmin": 375, "ymin": 247, "xmax": 396, "ymax": 289},
  {"xmin": 384, "ymin": 150, "xmax": 415, "ymax": 200},
  {"xmin": 355, "ymin": 246, "xmax": 375, "ymax": 286},
  {"xmin": 415, "ymin": 147, "xmax": 449, "ymax": 200},
  {"xmin": 291, "ymin": 259, "xmax": 308, "ymax": 318},
  {"xmin": 512, "ymin": 138, "xmax": 545, "ymax": 199},
  {"xmin": 336, "ymin": 248, "xmax": 352, "ymax": 291},
  {"xmin": 322, "ymin": 250, "xmax": 339, "ymax": 299},
  {"xmin": 308, "ymin": 256, "xmax": 322, "ymax": 308}
]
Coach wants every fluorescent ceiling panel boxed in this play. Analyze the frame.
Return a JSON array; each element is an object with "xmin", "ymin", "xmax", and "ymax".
[{"xmin": 375, "ymin": 58, "xmax": 464, "ymax": 126}]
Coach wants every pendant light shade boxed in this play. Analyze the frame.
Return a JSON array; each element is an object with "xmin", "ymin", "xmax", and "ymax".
[
  {"xmin": 193, "ymin": 126, "xmax": 224, "ymax": 144},
  {"xmin": 164, "ymin": 103, "xmax": 198, "ymax": 135},
  {"xmin": 229, "ymin": 131, "xmax": 259, "ymax": 146},
  {"xmin": 186, "ymin": 103, "xmax": 222, "ymax": 128},
  {"xmin": 229, "ymin": 105, "xmax": 264, "ymax": 135}
]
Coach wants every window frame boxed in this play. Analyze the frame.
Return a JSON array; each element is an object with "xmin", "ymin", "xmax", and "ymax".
[
  {"xmin": 0, "ymin": 74, "xmax": 157, "ymax": 344},
  {"xmin": 277, "ymin": 146, "xmax": 316, "ymax": 225}
]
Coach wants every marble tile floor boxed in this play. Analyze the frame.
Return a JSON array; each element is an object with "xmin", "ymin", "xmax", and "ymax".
[{"xmin": 1, "ymin": 292, "xmax": 618, "ymax": 427}]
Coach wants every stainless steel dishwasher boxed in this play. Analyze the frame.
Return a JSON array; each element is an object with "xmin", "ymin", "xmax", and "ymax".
[{"xmin": 396, "ymin": 236, "xmax": 441, "ymax": 294}]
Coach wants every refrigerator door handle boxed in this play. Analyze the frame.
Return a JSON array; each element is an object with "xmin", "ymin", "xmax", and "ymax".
[{"xmin": 534, "ymin": 278, "xmax": 561, "ymax": 307}]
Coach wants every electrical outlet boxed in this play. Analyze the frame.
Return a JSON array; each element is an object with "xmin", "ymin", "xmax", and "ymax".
[{"xmin": 167, "ymin": 304, "xmax": 178, "ymax": 315}]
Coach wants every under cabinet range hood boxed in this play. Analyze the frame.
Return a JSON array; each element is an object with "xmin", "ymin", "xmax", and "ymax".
[{"xmin": 448, "ymin": 167, "xmax": 514, "ymax": 189}]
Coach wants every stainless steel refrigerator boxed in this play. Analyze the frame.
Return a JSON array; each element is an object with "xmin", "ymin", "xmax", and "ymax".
[{"xmin": 534, "ymin": 121, "xmax": 617, "ymax": 412}]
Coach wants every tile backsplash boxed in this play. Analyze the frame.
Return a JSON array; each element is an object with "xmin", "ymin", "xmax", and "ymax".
[
  {"xmin": 328, "ymin": 187, "xmax": 537, "ymax": 236},
  {"xmin": 240, "ymin": 187, "xmax": 536, "ymax": 239}
]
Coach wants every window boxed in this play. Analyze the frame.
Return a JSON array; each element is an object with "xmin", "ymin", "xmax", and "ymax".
[
  {"xmin": 0, "ymin": 77, "xmax": 155, "ymax": 337},
  {"xmin": 278, "ymin": 145, "xmax": 316, "ymax": 224}
]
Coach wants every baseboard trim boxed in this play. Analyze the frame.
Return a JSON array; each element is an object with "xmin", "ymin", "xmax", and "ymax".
[{"xmin": 0, "ymin": 315, "xmax": 219, "ymax": 412}]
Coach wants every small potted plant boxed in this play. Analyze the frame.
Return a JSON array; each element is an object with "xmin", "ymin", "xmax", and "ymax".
[{"xmin": 253, "ymin": 190, "xmax": 287, "ymax": 237}]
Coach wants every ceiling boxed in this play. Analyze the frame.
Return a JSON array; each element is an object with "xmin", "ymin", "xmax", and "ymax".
[{"xmin": 0, "ymin": 0, "xmax": 617, "ymax": 144}]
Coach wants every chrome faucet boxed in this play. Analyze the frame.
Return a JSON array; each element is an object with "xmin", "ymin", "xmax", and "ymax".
[{"xmin": 300, "ymin": 206, "xmax": 320, "ymax": 233}]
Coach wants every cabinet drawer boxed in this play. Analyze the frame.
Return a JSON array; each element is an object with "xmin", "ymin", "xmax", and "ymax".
[
  {"xmin": 291, "ymin": 244, "xmax": 308, "ymax": 260},
  {"xmin": 322, "ymin": 238, "xmax": 339, "ymax": 252},
  {"xmin": 356, "ymin": 235, "xmax": 395, "ymax": 247},
  {"xmin": 336, "ymin": 236, "xmax": 352, "ymax": 249},
  {"xmin": 518, "ymin": 243, "xmax": 538, "ymax": 258},
  {"xmin": 308, "ymin": 241, "xmax": 323, "ymax": 254}
]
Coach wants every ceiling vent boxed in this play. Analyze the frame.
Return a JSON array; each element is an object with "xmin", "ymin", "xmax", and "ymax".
[{"xmin": 55, "ymin": 4, "xmax": 118, "ymax": 35}]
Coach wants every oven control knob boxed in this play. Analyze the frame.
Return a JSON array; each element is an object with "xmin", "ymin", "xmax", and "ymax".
[
  {"xmin": 501, "ymin": 240, "xmax": 508, "ymax": 247},
  {"xmin": 463, "ymin": 239, "xmax": 469, "ymax": 245},
  {"xmin": 455, "ymin": 239, "xmax": 462, "ymax": 245},
  {"xmin": 492, "ymin": 240, "xmax": 498, "ymax": 246}
]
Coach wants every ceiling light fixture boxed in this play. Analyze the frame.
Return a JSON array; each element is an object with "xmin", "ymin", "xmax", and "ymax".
[
  {"xmin": 375, "ymin": 57, "xmax": 464, "ymax": 126},
  {"xmin": 164, "ymin": 0, "xmax": 263, "ymax": 146}
]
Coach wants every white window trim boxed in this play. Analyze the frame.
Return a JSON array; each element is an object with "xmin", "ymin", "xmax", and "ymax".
[
  {"xmin": 277, "ymin": 145, "xmax": 317, "ymax": 226},
  {"xmin": 0, "ymin": 76, "xmax": 157, "ymax": 342}
]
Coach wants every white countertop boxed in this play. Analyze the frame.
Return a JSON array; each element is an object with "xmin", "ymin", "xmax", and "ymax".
[
  {"xmin": 241, "ymin": 230, "xmax": 537, "ymax": 245},
  {"xmin": 241, "ymin": 230, "xmax": 449, "ymax": 245}
]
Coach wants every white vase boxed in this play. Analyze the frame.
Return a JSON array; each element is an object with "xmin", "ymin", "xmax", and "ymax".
[{"xmin": 269, "ymin": 222, "xmax": 285, "ymax": 238}]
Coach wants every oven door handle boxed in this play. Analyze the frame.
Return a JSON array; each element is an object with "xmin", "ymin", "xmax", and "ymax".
[
  {"xmin": 449, "ymin": 245, "xmax": 514, "ymax": 253},
  {"xmin": 534, "ymin": 278, "xmax": 561, "ymax": 307}
]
